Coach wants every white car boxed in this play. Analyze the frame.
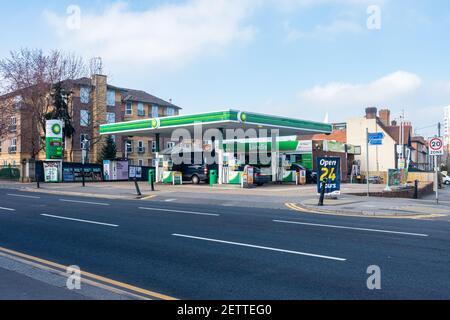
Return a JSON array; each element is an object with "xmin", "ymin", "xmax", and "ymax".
[{"xmin": 443, "ymin": 173, "xmax": 450, "ymax": 185}]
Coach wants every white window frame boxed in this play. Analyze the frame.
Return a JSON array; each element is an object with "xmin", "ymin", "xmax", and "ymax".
[
  {"xmin": 126, "ymin": 140, "xmax": 133, "ymax": 153},
  {"xmin": 10, "ymin": 116, "xmax": 17, "ymax": 131},
  {"xmin": 10, "ymin": 138, "xmax": 17, "ymax": 153},
  {"xmin": 125, "ymin": 102, "xmax": 133, "ymax": 116},
  {"xmin": 138, "ymin": 140, "xmax": 145, "ymax": 153}
]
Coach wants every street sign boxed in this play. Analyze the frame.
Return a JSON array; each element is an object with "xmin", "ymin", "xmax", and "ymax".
[
  {"xmin": 429, "ymin": 137, "xmax": 444, "ymax": 156},
  {"xmin": 368, "ymin": 132, "xmax": 384, "ymax": 145},
  {"xmin": 316, "ymin": 157, "xmax": 341, "ymax": 195}
]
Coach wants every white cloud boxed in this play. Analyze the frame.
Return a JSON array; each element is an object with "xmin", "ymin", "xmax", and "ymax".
[
  {"xmin": 298, "ymin": 71, "xmax": 422, "ymax": 109},
  {"xmin": 276, "ymin": 0, "xmax": 386, "ymax": 12},
  {"xmin": 284, "ymin": 19, "xmax": 363, "ymax": 41},
  {"xmin": 44, "ymin": 0, "xmax": 256, "ymax": 68}
]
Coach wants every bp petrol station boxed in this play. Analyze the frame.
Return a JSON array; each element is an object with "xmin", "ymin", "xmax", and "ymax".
[{"xmin": 99, "ymin": 110, "xmax": 333, "ymax": 187}]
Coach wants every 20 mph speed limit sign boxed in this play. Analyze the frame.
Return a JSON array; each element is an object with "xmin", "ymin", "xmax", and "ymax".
[{"xmin": 429, "ymin": 137, "xmax": 444, "ymax": 156}]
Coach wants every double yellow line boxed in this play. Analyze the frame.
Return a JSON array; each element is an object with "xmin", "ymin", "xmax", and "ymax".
[{"xmin": 0, "ymin": 246, "xmax": 176, "ymax": 300}]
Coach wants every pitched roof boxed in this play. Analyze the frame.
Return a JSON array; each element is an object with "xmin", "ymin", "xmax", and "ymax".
[
  {"xmin": 122, "ymin": 89, "xmax": 179, "ymax": 108},
  {"xmin": 66, "ymin": 77, "xmax": 181, "ymax": 109},
  {"xmin": 297, "ymin": 129, "xmax": 347, "ymax": 143}
]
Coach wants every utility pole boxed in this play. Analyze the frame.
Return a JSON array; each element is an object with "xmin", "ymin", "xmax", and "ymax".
[{"xmin": 436, "ymin": 122, "xmax": 442, "ymax": 204}]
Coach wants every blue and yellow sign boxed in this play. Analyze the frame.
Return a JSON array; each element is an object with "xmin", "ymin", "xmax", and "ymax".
[{"xmin": 317, "ymin": 157, "xmax": 341, "ymax": 195}]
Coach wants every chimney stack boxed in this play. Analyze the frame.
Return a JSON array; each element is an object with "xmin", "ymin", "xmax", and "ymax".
[
  {"xmin": 378, "ymin": 109, "xmax": 391, "ymax": 126},
  {"xmin": 365, "ymin": 107, "xmax": 378, "ymax": 119}
]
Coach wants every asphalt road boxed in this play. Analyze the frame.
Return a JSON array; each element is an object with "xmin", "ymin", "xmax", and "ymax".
[{"xmin": 0, "ymin": 188, "xmax": 449, "ymax": 299}]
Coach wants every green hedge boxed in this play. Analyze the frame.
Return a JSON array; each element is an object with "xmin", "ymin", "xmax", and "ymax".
[{"xmin": 0, "ymin": 167, "xmax": 21, "ymax": 180}]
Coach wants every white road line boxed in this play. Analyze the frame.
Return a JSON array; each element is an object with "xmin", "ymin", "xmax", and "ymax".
[
  {"xmin": 273, "ymin": 220, "xmax": 429, "ymax": 237},
  {"xmin": 0, "ymin": 207, "xmax": 15, "ymax": 212},
  {"xmin": 172, "ymin": 234, "xmax": 346, "ymax": 262},
  {"xmin": 139, "ymin": 207, "xmax": 220, "ymax": 217},
  {"xmin": 41, "ymin": 214, "xmax": 118, "ymax": 227},
  {"xmin": 7, "ymin": 194, "xmax": 41, "ymax": 199},
  {"xmin": 164, "ymin": 199, "xmax": 177, "ymax": 202},
  {"xmin": 59, "ymin": 199, "xmax": 110, "ymax": 206}
]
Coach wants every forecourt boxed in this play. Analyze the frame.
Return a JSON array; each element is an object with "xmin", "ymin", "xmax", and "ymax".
[
  {"xmin": 99, "ymin": 110, "xmax": 333, "ymax": 184},
  {"xmin": 0, "ymin": 188, "xmax": 449, "ymax": 299}
]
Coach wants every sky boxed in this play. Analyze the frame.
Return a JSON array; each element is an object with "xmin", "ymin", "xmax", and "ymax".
[{"xmin": 1, "ymin": 0, "xmax": 449, "ymax": 138}]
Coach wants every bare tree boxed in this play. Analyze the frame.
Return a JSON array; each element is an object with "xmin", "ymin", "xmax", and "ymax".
[{"xmin": 0, "ymin": 48, "xmax": 87, "ymax": 158}]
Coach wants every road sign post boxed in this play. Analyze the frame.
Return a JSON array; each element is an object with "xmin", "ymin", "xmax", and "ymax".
[
  {"xmin": 366, "ymin": 131, "xmax": 384, "ymax": 196},
  {"xmin": 429, "ymin": 137, "xmax": 444, "ymax": 204}
]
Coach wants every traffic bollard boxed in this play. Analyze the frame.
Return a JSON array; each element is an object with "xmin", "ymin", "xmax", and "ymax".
[
  {"xmin": 318, "ymin": 179, "xmax": 327, "ymax": 206},
  {"xmin": 413, "ymin": 180, "xmax": 419, "ymax": 199},
  {"xmin": 134, "ymin": 178, "xmax": 142, "ymax": 197}
]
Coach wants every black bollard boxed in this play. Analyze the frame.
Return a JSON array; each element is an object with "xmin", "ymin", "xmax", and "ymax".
[
  {"xmin": 36, "ymin": 176, "xmax": 40, "ymax": 189},
  {"xmin": 134, "ymin": 178, "xmax": 142, "ymax": 197},
  {"xmin": 413, "ymin": 180, "xmax": 419, "ymax": 199},
  {"xmin": 82, "ymin": 169, "xmax": 86, "ymax": 187},
  {"xmin": 150, "ymin": 174, "xmax": 155, "ymax": 192},
  {"xmin": 318, "ymin": 178, "xmax": 327, "ymax": 206}
]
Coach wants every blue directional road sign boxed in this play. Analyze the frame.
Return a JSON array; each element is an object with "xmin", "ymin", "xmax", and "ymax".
[{"xmin": 368, "ymin": 132, "xmax": 385, "ymax": 145}]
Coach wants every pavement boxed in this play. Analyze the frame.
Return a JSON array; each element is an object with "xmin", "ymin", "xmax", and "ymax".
[{"xmin": 0, "ymin": 186, "xmax": 450, "ymax": 299}]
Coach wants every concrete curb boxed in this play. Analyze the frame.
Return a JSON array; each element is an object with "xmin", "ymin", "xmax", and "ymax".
[{"xmin": 292, "ymin": 202, "xmax": 447, "ymax": 219}]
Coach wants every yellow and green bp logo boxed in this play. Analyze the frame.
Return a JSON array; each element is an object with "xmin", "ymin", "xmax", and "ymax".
[{"xmin": 51, "ymin": 123, "xmax": 62, "ymax": 135}]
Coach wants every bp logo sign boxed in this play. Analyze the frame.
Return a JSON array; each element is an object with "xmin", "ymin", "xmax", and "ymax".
[
  {"xmin": 238, "ymin": 112, "xmax": 247, "ymax": 123},
  {"xmin": 151, "ymin": 118, "xmax": 161, "ymax": 129},
  {"xmin": 45, "ymin": 120, "xmax": 64, "ymax": 160},
  {"xmin": 51, "ymin": 123, "xmax": 62, "ymax": 135}
]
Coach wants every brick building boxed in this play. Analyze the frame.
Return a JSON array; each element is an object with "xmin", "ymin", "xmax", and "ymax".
[{"xmin": 0, "ymin": 74, "xmax": 181, "ymax": 168}]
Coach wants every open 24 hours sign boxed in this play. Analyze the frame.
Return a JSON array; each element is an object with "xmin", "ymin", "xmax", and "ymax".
[{"xmin": 316, "ymin": 157, "xmax": 341, "ymax": 195}]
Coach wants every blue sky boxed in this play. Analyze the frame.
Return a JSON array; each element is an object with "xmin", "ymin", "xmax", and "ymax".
[{"xmin": 1, "ymin": 0, "xmax": 449, "ymax": 137}]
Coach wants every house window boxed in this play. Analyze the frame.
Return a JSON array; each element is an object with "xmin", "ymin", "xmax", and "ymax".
[
  {"xmin": 138, "ymin": 159, "xmax": 144, "ymax": 166},
  {"xmin": 80, "ymin": 87, "xmax": 90, "ymax": 104},
  {"xmin": 107, "ymin": 112, "xmax": 116, "ymax": 124},
  {"xmin": 110, "ymin": 135, "xmax": 116, "ymax": 143},
  {"xmin": 166, "ymin": 107, "xmax": 175, "ymax": 116},
  {"xmin": 138, "ymin": 141, "xmax": 145, "ymax": 153},
  {"xmin": 80, "ymin": 110, "xmax": 90, "ymax": 127},
  {"xmin": 151, "ymin": 105, "xmax": 159, "ymax": 118},
  {"xmin": 151, "ymin": 141, "xmax": 157, "ymax": 153},
  {"xmin": 126, "ymin": 140, "xmax": 133, "ymax": 154},
  {"xmin": 80, "ymin": 134, "xmax": 89, "ymax": 149},
  {"xmin": 10, "ymin": 116, "xmax": 17, "ymax": 131},
  {"xmin": 167, "ymin": 142, "xmax": 176, "ymax": 149},
  {"xmin": 137, "ymin": 102, "xmax": 145, "ymax": 116},
  {"xmin": 107, "ymin": 90, "xmax": 116, "ymax": 107},
  {"xmin": 125, "ymin": 102, "xmax": 133, "ymax": 115},
  {"xmin": 9, "ymin": 138, "xmax": 17, "ymax": 153}
]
